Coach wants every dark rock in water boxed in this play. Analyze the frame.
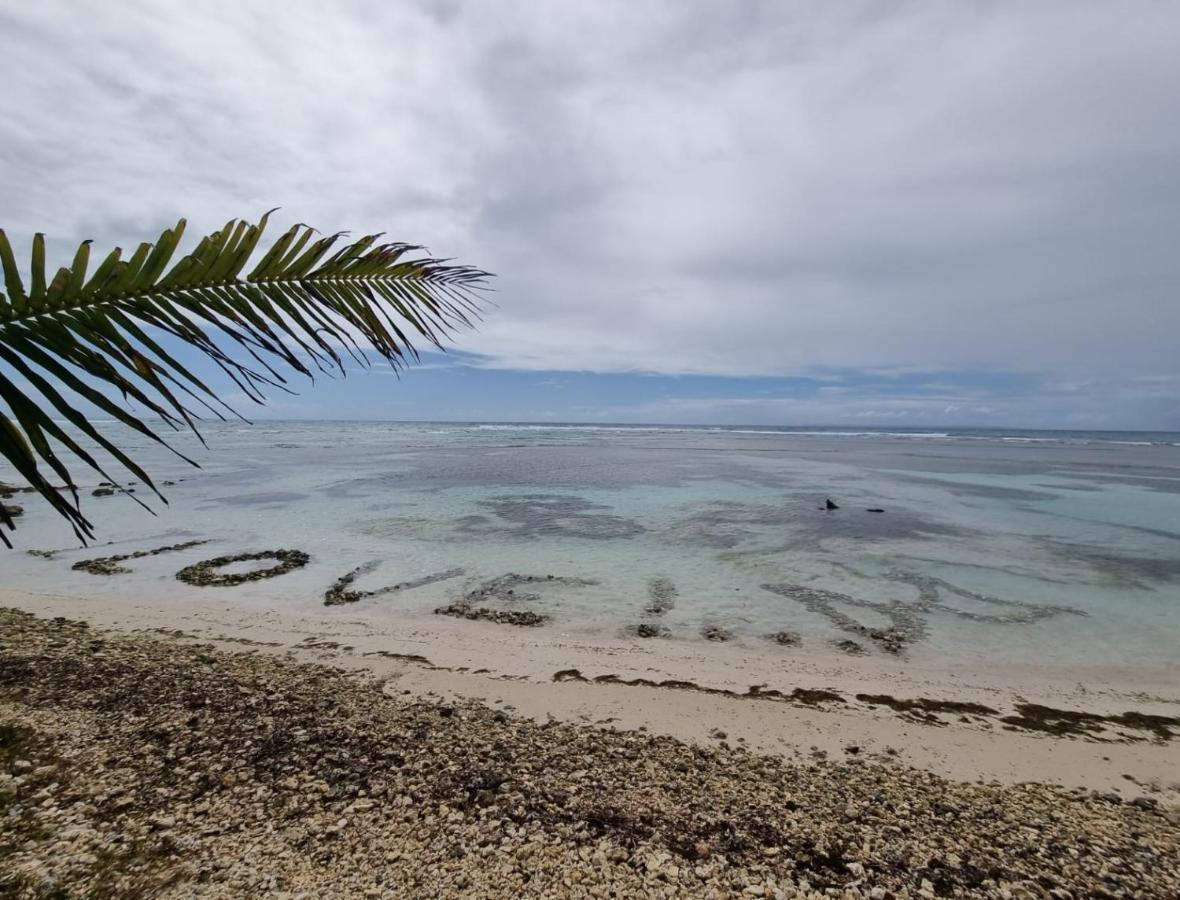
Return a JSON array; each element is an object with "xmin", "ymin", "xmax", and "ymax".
[
  {"xmin": 701, "ymin": 626, "xmax": 733, "ymax": 642},
  {"xmin": 92, "ymin": 487, "xmax": 115, "ymax": 497},
  {"xmin": 1, "ymin": 503, "xmax": 23, "ymax": 518},
  {"xmin": 824, "ymin": 498, "xmax": 840, "ymax": 510},
  {"xmin": 832, "ymin": 639, "xmax": 867, "ymax": 656},
  {"xmin": 767, "ymin": 631, "xmax": 801, "ymax": 646},
  {"xmin": 866, "ymin": 508, "xmax": 885, "ymax": 513}
]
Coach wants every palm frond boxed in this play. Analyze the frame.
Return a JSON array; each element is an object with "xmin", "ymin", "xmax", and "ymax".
[{"xmin": 0, "ymin": 213, "xmax": 490, "ymax": 546}]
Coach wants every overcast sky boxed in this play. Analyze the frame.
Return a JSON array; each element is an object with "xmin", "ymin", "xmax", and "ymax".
[{"xmin": 2, "ymin": 1, "xmax": 1178, "ymax": 428}]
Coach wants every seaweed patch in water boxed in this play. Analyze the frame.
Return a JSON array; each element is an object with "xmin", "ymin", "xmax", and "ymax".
[
  {"xmin": 176, "ymin": 549, "xmax": 309, "ymax": 587},
  {"xmin": 72, "ymin": 540, "xmax": 210, "ymax": 576}
]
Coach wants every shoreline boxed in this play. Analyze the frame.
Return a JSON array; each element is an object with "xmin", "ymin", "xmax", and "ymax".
[{"xmin": 2, "ymin": 587, "xmax": 1178, "ymax": 805}]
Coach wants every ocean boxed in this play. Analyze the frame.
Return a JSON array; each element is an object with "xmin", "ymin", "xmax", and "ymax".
[{"xmin": 4, "ymin": 421, "xmax": 1179, "ymax": 670}]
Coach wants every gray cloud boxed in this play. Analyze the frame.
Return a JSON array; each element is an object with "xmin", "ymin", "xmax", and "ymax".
[{"xmin": 1, "ymin": 1, "xmax": 1178, "ymax": 425}]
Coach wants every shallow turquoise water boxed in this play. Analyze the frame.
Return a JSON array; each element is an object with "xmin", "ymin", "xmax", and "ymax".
[{"xmin": 3, "ymin": 422, "xmax": 1179, "ymax": 669}]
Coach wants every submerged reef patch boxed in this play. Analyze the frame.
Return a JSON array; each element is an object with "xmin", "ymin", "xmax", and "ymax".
[
  {"xmin": 466, "ymin": 494, "xmax": 645, "ymax": 540},
  {"xmin": 665, "ymin": 500, "xmax": 963, "ymax": 550},
  {"xmin": 1042, "ymin": 539, "xmax": 1180, "ymax": 587},
  {"xmin": 201, "ymin": 491, "xmax": 308, "ymax": 508},
  {"xmin": 176, "ymin": 549, "xmax": 309, "ymax": 587}
]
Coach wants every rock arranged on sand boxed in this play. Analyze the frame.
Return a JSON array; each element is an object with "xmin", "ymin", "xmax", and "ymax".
[
  {"xmin": 72, "ymin": 540, "xmax": 209, "ymax": 576},
  {"xmin": 176, "ymin": 548, "xmax": 309, "ymax": 587},
  {"xmin": 325, "ymin": 564, "xmax": 464, "ymax": 606},
  {"xmin": 2, "ymin": 609, "xmax": 1176, "ymax": 899},
  {"xmin": 763, "ymin": 574, "xmax": 1081, "ymax": 657},
  {"xmin": 832, "ymin": 638, "xmax": 868, "ymax": 655},
  {"xmin": 632, "ymin": 623, "xmax": 671, "ymax": 639},
  {"xmin": 434, "ymin": 602, "xmax": 549, "ymax": 627},
  {"xmin": 463, "ymin": 572, "xmax": 596, "ymax": 607},
  {"xmin": 701, "ymin": 625, "xmax": 734, "ymax": 642},
  {"xmin": 767, "ymin": 630, "xmax": 801, "ymax": 646}
]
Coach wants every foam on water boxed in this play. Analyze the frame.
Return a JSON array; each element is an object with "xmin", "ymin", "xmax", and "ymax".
[{"xmin": 3, "ymin": 421, "xmax": 1179, "ymax": 669}]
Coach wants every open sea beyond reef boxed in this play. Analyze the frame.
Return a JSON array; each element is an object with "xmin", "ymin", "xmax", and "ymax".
[{"xmin": 4, "ymin": 422, "xmax": 1180, "ymax": 671}]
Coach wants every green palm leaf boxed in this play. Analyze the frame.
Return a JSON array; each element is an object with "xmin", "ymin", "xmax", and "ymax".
[{"xmin": 0, "ymin": 213, "xmax": 490, "ymax": 546}]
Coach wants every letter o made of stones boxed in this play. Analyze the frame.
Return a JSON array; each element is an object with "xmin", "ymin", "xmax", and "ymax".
[{"xmin": 176, "ymin": 549, "xmax": 310, "ymax": 587}]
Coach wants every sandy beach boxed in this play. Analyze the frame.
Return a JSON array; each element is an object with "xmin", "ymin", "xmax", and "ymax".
[
  {"xmin": 3, "ymin": 586, "xmax": 1178, "ymax": 805},
  {"xmin": 2, "ymin": 601, "xmax": 1179, "ymax": 898}
]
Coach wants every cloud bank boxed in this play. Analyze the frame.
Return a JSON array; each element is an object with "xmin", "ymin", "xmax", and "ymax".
[{"xmin": 1, "ymin": 1, "xmax": 1177, "ymax": 426}]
